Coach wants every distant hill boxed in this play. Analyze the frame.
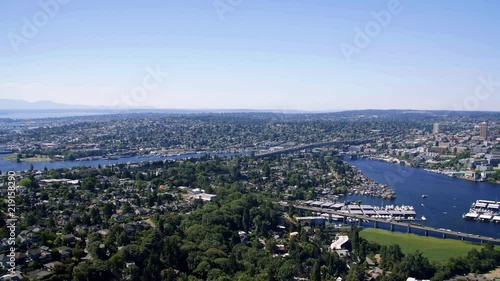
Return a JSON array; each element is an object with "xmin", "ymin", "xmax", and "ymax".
[
  {"xmin": 0, "ymin": 99, "xmax": 94, "ymax": 110},
  {"xmin": 0, "ymin": 99, "xmax": 311, "ymax": 113},
  {"xmin": 4, "ymin": 99, "xmax": 495, "ymax": 115}
]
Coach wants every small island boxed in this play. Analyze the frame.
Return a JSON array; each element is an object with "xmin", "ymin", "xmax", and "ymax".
[{"xmin": 2, "ymin": 153, "xmax": 53, "ymax": 162}]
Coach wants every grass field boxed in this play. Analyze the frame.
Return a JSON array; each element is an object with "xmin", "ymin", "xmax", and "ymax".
[
  {"xmin": 360, "ymin": 228, "xmax": 492, "ymax": 263},
  {"xmin": 2, "ymin": 153, "xmax": 51, "ymax": 162}
]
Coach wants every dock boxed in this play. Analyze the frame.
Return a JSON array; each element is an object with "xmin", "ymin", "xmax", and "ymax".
[
  {"xmin": 463, "ymin": 200, "xmax": 500, "ymax": 223},
  {"xmin": 302, "ymin": 200, "xmax": 416, "ymax": 221},
  {"xmin": 292, "ymin": 204, "xmax": 500, "ymax": 244}
]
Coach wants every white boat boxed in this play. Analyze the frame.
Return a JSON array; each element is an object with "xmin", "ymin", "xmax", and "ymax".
[{"xmin": 421, "ymin": 215, "xmax": 427, "ymax": 221}]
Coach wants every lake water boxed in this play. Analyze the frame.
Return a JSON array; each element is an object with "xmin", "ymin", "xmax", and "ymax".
[
  {"xmin": 0, "ymin": 152, "xmax": 247, "ymax": 173},
  {"xmin": 2, "ymin": 154, "xmax": 499, "ymax": 238},
  {"xmin": 345, "ymin": 158, "xmax": 500, "ymax": 239}
]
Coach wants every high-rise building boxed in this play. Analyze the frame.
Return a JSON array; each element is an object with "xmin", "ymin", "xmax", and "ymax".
[
  {"xmin": 480, "ymin": 122, "xmax": 488, "ymax": 139},
  {"xmin": 433, "ymin": 123, "xmax": 440, "ymax": 135}
]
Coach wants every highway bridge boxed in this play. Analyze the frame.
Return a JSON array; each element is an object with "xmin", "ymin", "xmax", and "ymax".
[
  {"xmin": 292, "ymin": 204, "xmax": 500, "ymax": 244},
  {"xmin": 255, "ymin": 138, "xmax": 376, "ymax": 158}
]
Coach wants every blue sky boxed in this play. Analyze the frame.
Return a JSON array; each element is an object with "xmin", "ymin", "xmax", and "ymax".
[{"xmin": 1, "ymin": 0, "xmax": 499, "ymax": 111}]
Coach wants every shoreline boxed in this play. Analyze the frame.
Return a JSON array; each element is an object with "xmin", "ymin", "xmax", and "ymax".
[
  {"xmin": 356, "ymin": 155, "xmax": 500, "ymax": 185},
  {"xmin": 1, "ymin": 153, "xmax": 54, "ymax": 163},
  {"xmin": 0, "ymin": 150, "xmax": 250, "ymax": 165}
]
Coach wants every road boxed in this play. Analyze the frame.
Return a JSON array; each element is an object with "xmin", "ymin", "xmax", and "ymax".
[{"xmin": 255, "ymin": 138, "xmax": 376, "ymax": 158}]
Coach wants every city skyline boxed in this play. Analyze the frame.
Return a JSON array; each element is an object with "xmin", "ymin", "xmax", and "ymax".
[{"xmin": 1, "ymin": 0, "xmax": 500, "ymax": 111}]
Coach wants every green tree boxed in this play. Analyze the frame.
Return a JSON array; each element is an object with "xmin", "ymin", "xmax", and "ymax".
[
  {"xmin": 310, "ymin": 259, "xmax": 321, "ymax": 281},
  {"xmin": 396, "ymin": 251, "xmax": 434, "ymax": 279},
  {"xmin": 346, "ymin": 263, "xmax": 365, "ymax": 281},
  {"xmin": 380, "ymin": 244, "xmax": 404, "ymax": 270},
  {"xmin": 18, "ymin": 178, "xmax": 33, "ymax": 188}
]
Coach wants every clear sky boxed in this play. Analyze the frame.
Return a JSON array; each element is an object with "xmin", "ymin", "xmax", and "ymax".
[{"xmin": 1, "ymin": 0, "xmax": 499, "ymax": 111}]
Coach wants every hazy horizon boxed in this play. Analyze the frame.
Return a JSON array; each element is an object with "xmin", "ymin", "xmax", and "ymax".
[
  {"xmin": 1, "ymin": 1, "xmax": 500, "ymax": 111},
  {"xmin": 4, "ymin": 98, "xmax": 500, "ymax": 113}
]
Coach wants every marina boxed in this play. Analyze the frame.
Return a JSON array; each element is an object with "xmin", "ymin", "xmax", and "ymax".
[
  {"xmin": 463, "ymin": 200, "xmax": 500, "ymax": 223},
  {"xmin": 294, "ymin": 204, "xmax": 500, "ymax": 245},
  {"xmin": 302, "ymin": 200, "xmax": 418, "ymax": 221},
  {"xmin": 347, "ymin": 165, "xmax": 396, "ymax": 200},
  {"xmin": 344, "ymin": 158, "xmax": 500, "ymax": 239}
]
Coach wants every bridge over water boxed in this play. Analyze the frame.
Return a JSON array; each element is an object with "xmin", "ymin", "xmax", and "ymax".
[
  {"xmin": 293, "ymin": 204, "xmax": 500, "ymax": 245},
  {"xmin": 255, "ymin": 138, "xmax": 376, "ymax": 158}
]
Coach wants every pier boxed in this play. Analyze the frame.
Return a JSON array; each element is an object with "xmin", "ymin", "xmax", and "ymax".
[
  {"xmin": 463, "ymin": 199, "xmax": 500, "ymax": 223},
  {"xmin": 293, "ymin": 204, "xmax": 500, "ymax": 245}
]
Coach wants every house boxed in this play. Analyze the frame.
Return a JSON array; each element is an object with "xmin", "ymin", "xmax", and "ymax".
[
  {"xmin": 238, "ymin": 231, "xmax": 248, "ymax": 243},
  {"xmin": 111, "ymin": 214, "xmax": 122, "ymax": 222},
  {"xmin": 134, "ymin": 208, "xmax": 148, "ymax": 216},
  {"xmin": 368, "ymin": 267, "xmax": 384, "ymax": 280},
  {"xmin": 61, "ymin": 234, "xmax": 76, "ymax": 245},
  {"xmin": 0, "ymin": 240, "xmax": 10, "ymax": 252},
  {"xmin": 25, "ymin": 269, "xmax": 53, "ymax": 280},
  {"xmin": 43, "ymin": 261, "xmax": 63, "ymax": 272},
  {"xmin": 365, "ymin": 257, "xmax": 376, "ymax": 267},
  {"xmin": 0, "ymin": 254, "xmax": 11, "ymax": 269},
  {"xmin": 276, "ymin": 245, "xmax": 286, "ymax": 252},
  {"xmin": 75, "ymin": 225, "xmax": 88, "ymax": 232},
  {"xmin": 14, "ymin": 253, "xmax": 27, "ymax": 265},
  {"xmin": 124, "ymin": 224, "xmax": 136, "ymax": 236},
  {"xmin": 57, "ymin": 246, "xmax": 72, "ymax": 259},
  {"xmin": 26, "ymin": 249, "xmax": 42, "ymax": 261},
  {"xmin": 0, "ymin": 273, "xmax": 23, "ymax": 281},
  {"xmin": 97, "ymin": 229, "xmax": 110, "ymax": 236},
  {"xmin": 335, "ymin": 249, "xmax": 350, "ymax": 260},
  {"xmin": 190, "ymin": 192, "xmax": 217, "ymax": 202}
]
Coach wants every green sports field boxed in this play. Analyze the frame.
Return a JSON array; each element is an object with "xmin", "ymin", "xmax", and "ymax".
[{"xmin": 360, "ymin": 228, "xmax": 495, "ymax": 263}]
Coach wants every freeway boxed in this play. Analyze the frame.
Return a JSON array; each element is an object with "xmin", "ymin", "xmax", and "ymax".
[
  {"xmin": 255, "ymin": 138, "xmax": 376, "ymax": 158},
  {"xmin": 293, "ymin": 204, "xmax": 500, "ymax": 244}
]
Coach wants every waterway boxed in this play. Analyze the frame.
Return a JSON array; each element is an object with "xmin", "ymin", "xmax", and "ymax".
[
  {"xmin": 344, "ymin": 158, "xmax": 500, "ymax": 239},
  {"xmin": 2, "ymin": 153, "xmax": 499, "ymax": 238},
  {"xmin": 0, "ymin": 152, "xmax": 248, "ymax": 173}
]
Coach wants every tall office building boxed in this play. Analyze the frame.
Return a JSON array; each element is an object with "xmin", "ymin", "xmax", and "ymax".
[
  {"xmin": 433, "ymin": 123, "xmax": 440, "ymax": 134},
  {"xmin": 480, "ymin": 122, "xmax": 488, "ymax": 139}
]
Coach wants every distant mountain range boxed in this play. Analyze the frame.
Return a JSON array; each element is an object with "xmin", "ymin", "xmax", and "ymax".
[
  {"xmin": 0, "ymin": 99, "xmax": 310, "ymax": 113},
  {"xmin": 0, "ymin": 99, "xmax": 96, "ymax": 110},
  {"xmin": 1, "ymin": 99, "xmax": 497, "ymax": 115}
]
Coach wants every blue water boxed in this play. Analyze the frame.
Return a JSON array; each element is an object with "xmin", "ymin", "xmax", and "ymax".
[
  {"xmin": 0, "ymin": 152, "xmax": 248, "ymax": 173},
  {"xmin": 344, "ymin": 158, "xmax": 500, "ymax": 238},
  {"xmin": 3, "ymin": 154, "xmax": 499, "ymax": 238}
]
